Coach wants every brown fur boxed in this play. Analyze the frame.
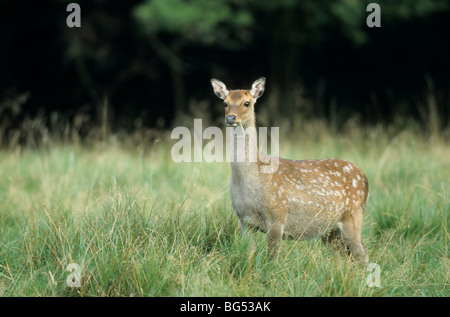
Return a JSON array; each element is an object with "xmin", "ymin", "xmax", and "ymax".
[{"xmin": 211, "ymin": 78, "xmax": 369, "ymax": 262}]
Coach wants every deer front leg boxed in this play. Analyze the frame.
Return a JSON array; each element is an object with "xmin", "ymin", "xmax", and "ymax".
[
  {"xmin": 238, "ymin": 218, "xmax": 248, "ymax": 235},
  {"xmin": 267, "ymin": 221, "xmax": 284, "ymax": 259}
]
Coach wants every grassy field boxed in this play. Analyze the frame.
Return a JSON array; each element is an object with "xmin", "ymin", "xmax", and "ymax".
[{"xmin": 0, "ymin": 119, "xmax": 448, "ymax": 297}]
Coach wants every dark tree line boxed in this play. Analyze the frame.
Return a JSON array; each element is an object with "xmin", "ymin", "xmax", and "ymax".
[{"xmin": 1, "ymin": 0, "xmax": 449, "ymax": 135}]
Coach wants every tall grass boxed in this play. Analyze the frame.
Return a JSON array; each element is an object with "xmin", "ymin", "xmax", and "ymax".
[{"xmin": 0, "ymin": 113, "xmax": 448, "ymax": 296}]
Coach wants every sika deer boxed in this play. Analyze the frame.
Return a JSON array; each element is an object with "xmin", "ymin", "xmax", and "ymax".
[{"xmin": 211, "ymin": 77, "xmax": 369, "ymax": 262}]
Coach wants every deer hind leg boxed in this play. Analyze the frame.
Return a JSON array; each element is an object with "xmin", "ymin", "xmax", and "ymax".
[
  {"xmin": 339, "ymin": 207, "xmax": 369, "ymax": 263},
  {"xmin": 321, "ymin": 223, "xmax": 349, "ymax": 257},
  {"xmin": 321, "ymin": 207, "xmax": 368, "ymax": 263}
]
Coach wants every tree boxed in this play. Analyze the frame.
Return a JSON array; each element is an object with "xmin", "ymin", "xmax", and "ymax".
[{"xmin": 133, "ymin": 0, "xmax": 253, "ymax": 114}]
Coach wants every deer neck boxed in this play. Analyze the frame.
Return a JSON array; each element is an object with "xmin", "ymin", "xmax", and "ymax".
[{"xmin": 229, "ymin": 120, "xmax": 261, "ymax": 181}]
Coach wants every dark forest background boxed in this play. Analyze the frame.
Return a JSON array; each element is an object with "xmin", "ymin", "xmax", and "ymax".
[{"xmin": 1, "ymin": 0, "xmax": 449, "ymax": 142}]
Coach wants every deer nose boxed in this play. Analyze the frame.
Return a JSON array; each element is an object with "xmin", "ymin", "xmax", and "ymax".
[{"xmin": 226, "ymin": 115, "xmax": 236, "ymax": 124}]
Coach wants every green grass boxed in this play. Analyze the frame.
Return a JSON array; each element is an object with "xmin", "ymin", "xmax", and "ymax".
[{"xmin": 0, "ymin": 121, "xmax": 448, "ymax": 296}]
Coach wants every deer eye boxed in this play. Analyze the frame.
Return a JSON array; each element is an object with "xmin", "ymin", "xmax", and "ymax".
[
  {"xmin": 244, "ymin": 101, "xmax": 250, "ymax": 107},
  {"xmin": 224, "ymin": 102, "xmax": 227, "ymax": 107}
]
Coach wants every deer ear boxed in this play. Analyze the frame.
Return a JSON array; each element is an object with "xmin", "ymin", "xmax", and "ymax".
[
  {"xmin": 250, "ymin": 77, "xmax": 266, "ymax": 100},
  {"xmin": 211, "ymin": 79, "xmax": 229, "ymax": 100}
]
